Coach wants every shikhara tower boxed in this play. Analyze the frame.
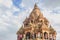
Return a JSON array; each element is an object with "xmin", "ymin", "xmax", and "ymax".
[{"xmin": 17, "ymin": 4, "xmax": 57, "ymax": 40}]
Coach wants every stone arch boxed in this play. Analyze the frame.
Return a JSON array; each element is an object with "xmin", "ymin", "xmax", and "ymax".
[
  {"xmin": 44, "ymin": 32, "xmax": 48, "ymax": 39},
  {"xmin": 26, "ymin": 32, "xmax": 31, "ymax": 39}
]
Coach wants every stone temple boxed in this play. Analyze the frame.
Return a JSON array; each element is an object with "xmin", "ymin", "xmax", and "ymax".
[{"xmin": 16, "ymin": 4, "xmax": 57, "ymax": 40}]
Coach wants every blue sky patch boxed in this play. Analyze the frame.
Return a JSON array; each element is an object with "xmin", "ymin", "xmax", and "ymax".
[{"xmin": 12, "ymin": 0, "xmax": 22, "ymax": 8}]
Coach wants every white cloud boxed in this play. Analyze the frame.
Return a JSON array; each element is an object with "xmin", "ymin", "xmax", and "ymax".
[
  {"xmin": 12, "ymin": 5, "xmax": 20, "ymax": 11},
  {"xmin": 0, "ymin": 0, "xmax": 20, "ymax": 40},
  {"xmin": 0, "ymin": 0, "xmax": 12, "ymax": 8},
  {"xmin": 40, "ymin": 0, "xmax": 60, "ymax": 9}
]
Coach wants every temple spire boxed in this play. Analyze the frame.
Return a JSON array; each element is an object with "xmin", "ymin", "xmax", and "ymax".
[
  {"xmin": 34, "ymin": 3, "xmax": 38, "ymax": 9},
  {"xmin": 29, "ymin": 3, "xmax": 43, "ymax": 20}
]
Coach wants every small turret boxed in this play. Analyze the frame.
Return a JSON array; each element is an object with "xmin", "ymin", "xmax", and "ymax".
[
  {"xmin": 49, "ymin": 25, "xmax": 55, "ymax": 34},
  {"xmin": 49, "ymin": 25, "xmax": 57, "ymax": 40}
]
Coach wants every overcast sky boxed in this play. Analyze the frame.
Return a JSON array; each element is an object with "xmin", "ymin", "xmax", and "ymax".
[{"xmin": 0, "ymin": 0, "xmax": 60, "ymax": 40}]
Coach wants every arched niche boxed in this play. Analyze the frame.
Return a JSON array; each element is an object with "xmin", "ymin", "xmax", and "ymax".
[
  {"xmin": 44, "ymin": 32, "xmax": 48, "ymax": 39},
  {"xmin": 49, "ymin": 33, "xmax": 53, "ymax": 40},
  {"xmin": 37, "ymin": 31, "xmax": 42, "ymax": 39},
  {"xmin": 32, "ymin": 32, "xmax": 36, "ymax": 39},
  {"xmin": 26, "ymin": 32, "xmax": 31, "ymax": 39}
]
